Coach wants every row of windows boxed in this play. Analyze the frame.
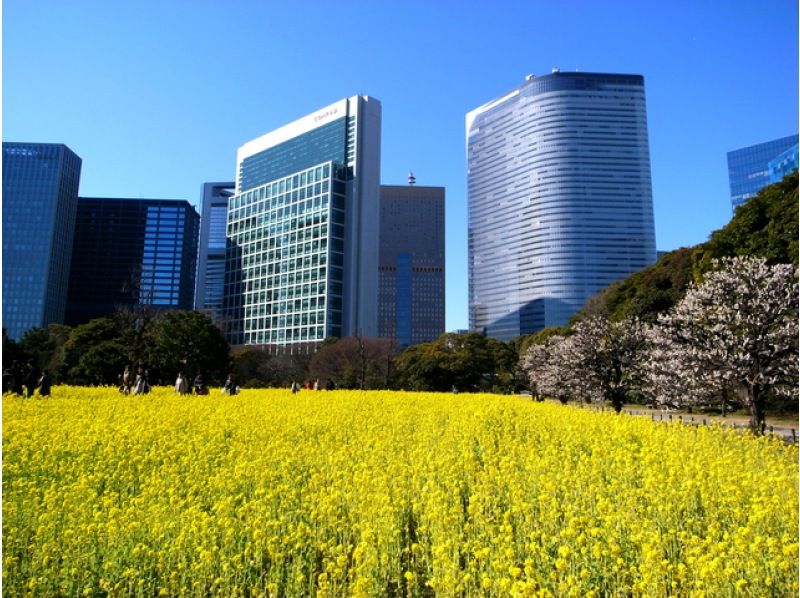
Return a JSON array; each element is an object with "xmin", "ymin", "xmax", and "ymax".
[
  {"xmin": 242, "ymin": 294, "xmax": 326, "ymax": 316},
  {"xmin": 243, "ymin": 327, "xmax": 328, "ymax": 345}
]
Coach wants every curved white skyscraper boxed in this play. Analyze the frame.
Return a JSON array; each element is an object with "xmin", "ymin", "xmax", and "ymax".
[{"xmin": 467, "ymin": 71, "xmax": 657, "ymax": 340}]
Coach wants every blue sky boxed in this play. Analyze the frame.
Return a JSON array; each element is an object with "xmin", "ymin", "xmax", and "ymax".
[{"xmin": 4, "ymin": 0, "xmax": 798, "ymax": 331}]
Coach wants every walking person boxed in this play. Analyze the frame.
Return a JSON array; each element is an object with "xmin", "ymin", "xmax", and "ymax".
[
  {"xmin": 120, "ymin": 365, "xmax": 133, "ymax": 394},
  {"xmin": 133, "ymin": 367, "xmax": 150, "ymax": 395},
  {"xmin": 38, "ymin": 370, "xmax": 52, "ymax": 397},
  {"xmin": 193, "ymin": 372, "xmax": 207, "ymax": 395},
  {"xmin": 291, "ymin": 381, "xmax": 300, "ymax": 394},
  {"xmin": 175, "ymin": 371, "xmax": 189, "ymax": 395},
  {"xmin": 24, "ymin": 361, "xmax": 40, "ymax": 398},
  {"xmin": 222, "ymin": 373, "xmax": 239, "ymax": 395},
  {"xmin": 12, "ymin": 361, "xmax": 24, "ymax": 396},
  {"xmin": 3, "ymin": 368, "xmax": 15, "ymax": 394}
]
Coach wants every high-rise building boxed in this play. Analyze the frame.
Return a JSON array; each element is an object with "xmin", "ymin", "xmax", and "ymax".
[
  {"xmin": 2, "ymin": 142, "xmax": 82, "ymax": 340},
  {"xmin": 224, "ymin": 96, "xmax": 381, "ymax": 349},
  {"xmin": 466, "ymin": 71, "xmax": 657, "ymax": 341},
  {"xmin": 65, "ymin": 198, "xmax": 199, "ymax": 325},
  {"xmin": 727, "ymin": 134, "xmax": 799, "ymax": 210},
  {"xmin": 195, "ymin": 182, "xmax": 234, "ymax": 321},
  {"xmin": 378, "ymin": 181, "xmax": 445, "ymax": 346}
]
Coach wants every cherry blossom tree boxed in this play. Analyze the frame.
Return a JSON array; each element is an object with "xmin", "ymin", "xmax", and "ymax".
[
  {"xmin": 523, "ymin": 316, "xmax": 647, "ymax": 411},
  {"xmin": 649, "ymin": 257, "xmax": 798, "ymax": 432}
]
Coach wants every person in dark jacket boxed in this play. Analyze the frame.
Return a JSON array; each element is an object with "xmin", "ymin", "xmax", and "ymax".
[
  {"xmin": 25, "ymin": 361, "xmax": 40, "ymax": 398},
  {"xmin": 38, "ymin": 370, "xmax": 52, "ymax": 397}
]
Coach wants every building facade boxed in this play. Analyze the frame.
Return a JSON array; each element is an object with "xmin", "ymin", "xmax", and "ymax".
[
  {"xmin": 727, "ymin": 134, "xmax": 799, "ymax": 210},
  {"xmin": 768, "ymin": 143, "xmax": 799, "ymax": 184},
  {"xmin": 195, "ymin": 182, "xmax": 234, "ymax": 321},
  {"xmin": 2, "ymin": 142, "xmax": 82, "ymax": 340},
  {"xmin": 223, "ymin": 96, "xmax": 381, "ymax": 349},
  {"xmin": 378, "ymin": 183, "xmax": 445, "ymax": 346},
  {"xmin": 466, "ymin": 71, "xmax": 657, "ymax": 341},
  {"xmin": 65, "ymin": 198, "xmax": 199, "ymax": 325}
]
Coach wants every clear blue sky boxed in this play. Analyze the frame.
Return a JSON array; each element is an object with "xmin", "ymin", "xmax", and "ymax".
[{"xmin": 4, "ymin": 0, "xmax": 798, "ymax": 331}]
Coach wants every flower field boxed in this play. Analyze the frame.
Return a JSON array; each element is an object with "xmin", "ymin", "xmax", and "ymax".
[{"xmin": 3, "ymin": 388, "xmax": 797, "ymax": 597}]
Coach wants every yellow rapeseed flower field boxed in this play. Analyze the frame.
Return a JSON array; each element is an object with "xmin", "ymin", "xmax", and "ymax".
[{"xmin": 3, "ymin": 387, "xmax": 797, "ymax": 597}]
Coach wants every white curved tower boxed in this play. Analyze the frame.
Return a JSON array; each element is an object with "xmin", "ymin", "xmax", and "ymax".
[{"xmin": 467, "ymin": 72, "xmax": 656, "ymax": 340}]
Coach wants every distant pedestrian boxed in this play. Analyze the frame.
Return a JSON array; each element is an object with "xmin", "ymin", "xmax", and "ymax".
[
  {"xmin": 133, "ymin": 367, "xmax": 150, "ymax": 395},
  {"xmin": 175, "ymin": 372, "xmax": 189, "ymax": 395},
  {"xmin": 12, "ymin": 362, "xmax": 24, "ymax": 395},
  {"xmin": 313, "ymin": 379, "xmax": 320, "ymax": 391},
  {"xmin": 291, "ymin": 381, "xmax": 300, "ymax": 394},
  {"xmin": 38, "ymin": 370, "xmax": 52, "ymax": 397},
  {"xmin": 25, "ymin": 361, "xmax": 40, "ymax": 398},
  {"xmin": 193, "ymin": 373, "xmax": 208, "ymax": 395},
  {"xmin": 3, "ymin": 368, "xmax": 15, "ymax": 394},
  {"xmin": 222, "ymin": 374, "xmax": 239, "ymax": 395},
  {"xmin": 120, "ymin": 365, "xmax": 133, "ymax": 394}
]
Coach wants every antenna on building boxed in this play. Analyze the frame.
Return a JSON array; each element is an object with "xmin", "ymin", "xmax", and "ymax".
[{"xmin": 408, "ymin": 170, "xmax": 416, "ymax": 185}]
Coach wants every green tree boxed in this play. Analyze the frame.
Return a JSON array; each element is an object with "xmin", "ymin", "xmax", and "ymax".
[
  {"xmin": 145, "ymin": 311, "xmax": 230, "ymax": 385},
  {"xmin": 393, "ymin": 332, "xmax": 516, "ymax": 393},
  {"xmin": 18, "ymin": 324, "xmax": 72, "ymax": 381},
  {"xmin": 62, "ymin": 318, "xmax": 124, "ymax": 384},
  {"xmin": 693, "ymin": 170, "xmax": 799, "ymax": 277},
  {"xmin": 573, "ymin": 247, "xmax": 696, "ymax": 324}
]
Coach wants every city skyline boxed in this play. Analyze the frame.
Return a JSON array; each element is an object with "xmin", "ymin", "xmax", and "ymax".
[{"xmin": 4, "ymin": 0, "xmax": 798, "ymax": 331}]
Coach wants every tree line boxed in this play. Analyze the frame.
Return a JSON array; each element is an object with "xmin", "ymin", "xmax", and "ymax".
[{"xmin": 5, "ymin": 173, "xmax": 797, "ymax": 430}]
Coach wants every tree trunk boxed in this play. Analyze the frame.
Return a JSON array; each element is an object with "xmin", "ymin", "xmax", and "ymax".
[{"xmin": 747, "ymin": 383, "xmax": 766, "ymax": 435}]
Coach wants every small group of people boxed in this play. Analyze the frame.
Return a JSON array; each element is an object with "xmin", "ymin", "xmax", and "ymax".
[
  {"xmin": 176, "ymin": 372, "xmax": 238, "ymax": 396},
  {"xmin": 2, "ymin": 360, "xmax": 52, "ymax": 398},
  {"xmin": 119, "ymin": 365, "xmax": 151, "ymax": 395},
  {"xmin": 290, "ymin": 378, "xmax": 333, "ymax": 393}
]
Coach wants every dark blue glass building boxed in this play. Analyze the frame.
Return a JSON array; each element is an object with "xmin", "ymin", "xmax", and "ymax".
[
  {"xmin": 727, "ymin": 134, "xmax": 799, "ymax": 211},
  {"xmin": 378, "ymin": 184, "xmax": 445, "ymax": 346},
  {"xmin": 65, "ymin": 198, "xmax": 199, "ymax": 325},
  {"xmin": 2, "ymin": 142, "xmax": 82, "ymax": 340}
]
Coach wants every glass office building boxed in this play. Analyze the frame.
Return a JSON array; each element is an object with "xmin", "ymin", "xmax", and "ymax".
[
  {"xmin": 2, "ymin": 142, "xmax": 82, "ymax": 340},
  {"xmin": 727, "ymin": 134, "xmax": 798, "ymax": 210},
  {"xmin": 466, "ymin": 71, "xmax": 657, "ymax": 340},
  {"xmin": 768, "ymin": 143, "xmax": 798, "ymax": 184},
  {"xmin": 65, "ymin": 198, "xmax": 199, "ymax": 325},
  {"xmin": 224, "ymin": 96, "xmax": 381, "ymax": 349},
  {"xmin": 195, "ymin": 182, "xmax": 234, "ymax": 321},
  {"xmin": 378, "ymin": 184, "xmax": 445, "ymax": 346}
]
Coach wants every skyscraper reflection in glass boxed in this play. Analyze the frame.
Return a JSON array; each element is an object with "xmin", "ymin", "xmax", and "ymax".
[
  {"xmin": 2, "ymin": 142, "xmax": 82, "ymax": 340},
  {"xmin": 727, "ymin": 135, "xmax": 798, "ymax": 211},
  {"xmin": 466, "ymin": 72, "xmax": 657, "ymax": 340}
]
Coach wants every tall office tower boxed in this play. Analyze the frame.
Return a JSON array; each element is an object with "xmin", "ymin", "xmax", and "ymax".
[
  {"xmin": 195, "ymin": 182, "xmax": 235, "ymax": 322},
  {"xmin": 2, "ymin": 142, "xmax": 82, "ymax": 340},
  {"xmin": 378, "ymin": 182, "xmax": 445, "ymax": 346},
  {"xmin": 727, "ymin": 134, "xmax": 799, "ymax": 210},
  {"xmin": 466, "ymin": 71, "xmax": 657, "ymax": 341},
  {"xmin": 65, "ymin": 198, "xmax": 199, "ymax": 325},
  {"xmin": 224, "ymin": 96, "xmax": 381, "ymax": 349}
]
